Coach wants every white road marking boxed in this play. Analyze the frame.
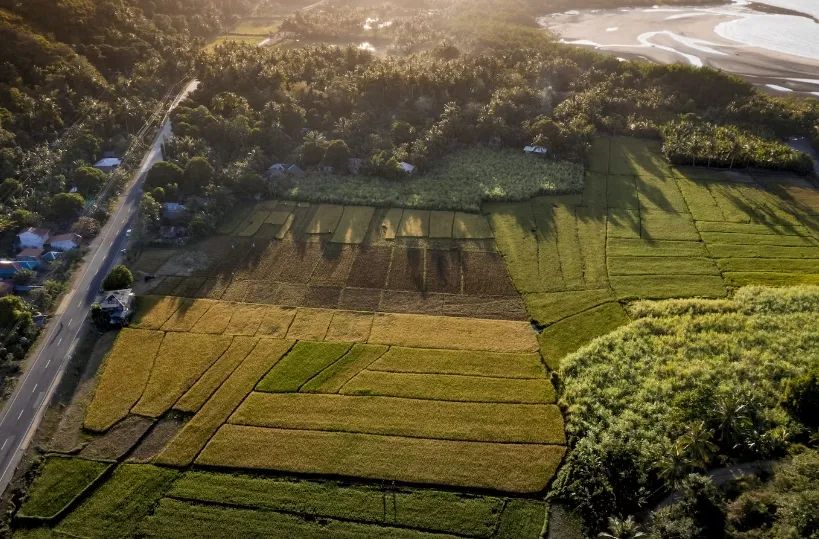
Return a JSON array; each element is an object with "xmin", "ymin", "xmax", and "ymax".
[
  {"xmin": 17, "ymin": 409, "xmax": 24, "ymax": 420},
  {"xmin": 31, "ymin": 384, "xmax": 37, "ymax": 393},
  {"xmin": 76, "ymin": 299, "xmax": 83, "ymax": 308},
  {"xmin": 57, "ymin": 337, "xmax": 62, "ymax": 346},
  {"xmin": 0, "ymin": 439, "xmax": 6, "ymax": 451},
  {"xmin": 45, "ymin": 359, "xmax": 51, "ymax": 368},
  {"xmin": 67, "ymin": 319, "xmax": 72, "ymax": 328}
]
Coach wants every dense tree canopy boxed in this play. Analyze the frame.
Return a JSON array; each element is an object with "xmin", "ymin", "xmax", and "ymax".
[{"xmin": 103, "ymin": 264, "xmax": 134, "ymax": 290}]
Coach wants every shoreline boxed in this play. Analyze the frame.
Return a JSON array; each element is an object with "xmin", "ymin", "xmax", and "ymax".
[{"xmin": 542, "ymin": 2, "xmax": 819, "ymax": 96}]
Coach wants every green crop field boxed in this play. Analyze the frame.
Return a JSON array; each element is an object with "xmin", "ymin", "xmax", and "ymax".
[
  {"xmin": 56, "ymin": 464, "xmax": 178, "ymax": 538},
  {"xmin": 490, "ymin": 136, "xmax": 819, "ymax": 368},
  {"xmin": 17, "ymin": 457, "xmax": 110, "ymax": 520},
  {"xmin": 272, "ymin": 147, "xmax": 584, "ymax": 212}
]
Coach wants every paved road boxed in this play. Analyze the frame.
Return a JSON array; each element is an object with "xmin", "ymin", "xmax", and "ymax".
[{"xmin": 0, "ymin": 80, "xmax": 198, "ymax": 495}]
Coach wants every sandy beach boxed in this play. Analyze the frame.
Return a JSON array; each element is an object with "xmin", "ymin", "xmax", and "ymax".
[{"xmin": 539, "ymin": 2, "xmax": 819, "ymax": 96}]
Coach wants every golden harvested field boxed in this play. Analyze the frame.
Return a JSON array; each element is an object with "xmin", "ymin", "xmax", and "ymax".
[
  {"xmin": 369, "ymin": 347, "xmax": 545, "ymax": 378},
  {"xmin": 129, "ymin": 297, "xmax": 537, "ymax": 352},
  {"xmin": 368, "ymin": 313, "xmax": 539, "ymax": 352},
  {"xmin": 84, "ymin": 329, "xmax": 165, "ymax": 432},
  {"xmin": 198, "ymin": 425, "xmax": 565, "ymax": 493},
  {"xmin": 230, "ymin": 393, "xmax": 565, "ymax": 443},
  {"xmin": 131, "ymin": 333, "xmax": 233, "ymax": 418},
  {"xmin": 174, "ymin": 336, "xmax": 258, "ymax": 413},
  {"xmin": 339, "ymin": 371, "xmax": 556, "ymax": 403},
  {"xmin": 157, "ymin": 338, "xmax": 294, "ymax": 466},
  {"xmin": 83, "ymin": 295, "xmax": 563, "ymax": 493}
]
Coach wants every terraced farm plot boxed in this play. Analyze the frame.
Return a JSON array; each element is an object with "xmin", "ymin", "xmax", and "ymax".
[
  {"xmin": 488, "ymin": 136, "xmax": 818, "ymax": 367},
  {"xmin": 76, "ymin": 299, "xmax": 562, "ymax": 496},
  {"xmin": 84, "ymin": 329, "xmax": 165, "ymax": 432},
  {"xmin": 133, "ymin": 201, "xmax": 523, "ymax": 320},
  {"xmin": 199, "ymin": 426, "xmax": 565, "ymax": 493},
  {"xmin": 56, "ymin": 464, "xmax": 178, "ymax": 538},
  {"xmin": 17, "ymin": 457, "xmax": 111, "ymax": 520}
]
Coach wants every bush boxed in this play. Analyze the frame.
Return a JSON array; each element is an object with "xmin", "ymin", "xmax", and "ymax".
[
  {"xmin": 782, "ymin": 369, "xmax": 819, "ymax": 429},
  {"xmin": 102, "ymin": 264, "xmax": 133, "ymax": 291},
  {"xmin": 12, "ymin": 269, "xmax": 35, "ymax": 286},
  {"xmin": 72, "ymin": 216, "xmax": 100, "ymax": 238},
  {"xmin": 661, "ymin": 119, "xmax": 813, "ymax": 174},
  {"xmin": 145, "ymin": 161, "xmax": 183, "ymax": 191},
  {"xmin": 73, "ymin": 166, "xmax": 106, "ymax": 195}
]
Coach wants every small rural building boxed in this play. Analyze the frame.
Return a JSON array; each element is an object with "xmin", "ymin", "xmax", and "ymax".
[
  {"xmin": 41, "ymin": 251, "xmax": 62, "ymax": 264},
  {"xmin": 524, "ymin": 145, "xmax": 548, "ymax": 155},
  {"xmin": 267, "ymin": 163, "xmax": 305, "ymax": 178},
  {"xmin": 348, "ymin": 158, "xmax": 364, "ymax": 174},
  {"xmin": 97, "ymin": 288, "xmax": 135, "ymax": 326},
  {"xmin": 0, "ymin": 260, "xmax": 23, "ymax": 279},
  {"xmin": 93, "ymin": 157, "xmax": 123, "ymax": 173},
  {"xmin": 267, "ymin": 163, "xmax": 288, "ymax": 177},
  {"xmin": 399, "ymin": 162, "xmax": 416, "ymax": 174},
  {"xmin": 161, "ymin": 202, "xmax": 188, "ymax": 220},
  {"xmin": 17, "ymin": 227, "xmax": 51, "ymax": 249},
  {"xmin": 159, "ymin": 225, "xmax": 186, "ymax": 240},
  {"xmin": 50, "ymin": 233, "xmax": 82, "ymax": 251},
  {"xmin": 15, "ymin": 248, "xmax": 43, "ymax": 270}
]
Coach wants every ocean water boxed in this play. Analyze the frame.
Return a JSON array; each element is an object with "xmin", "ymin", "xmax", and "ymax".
[{"xmin": 715, "ymin": 13, "xmax": 819, "ymax": 60}]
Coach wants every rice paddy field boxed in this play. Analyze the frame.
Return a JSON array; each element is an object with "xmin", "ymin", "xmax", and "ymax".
[
  {"xmin": 12, "ymin": 297, "xmax": 560, "ymax": 536},
  {"xmin": 11, "ymin": 137, "xmax": 819, "ymax": 537},
  {"xmin": 132, "ymin": 201, "xmax": 527, "ymax": 320},
  {"xmin": 488, "ymin": 136, "xmax": 819, "ymax": 367}
]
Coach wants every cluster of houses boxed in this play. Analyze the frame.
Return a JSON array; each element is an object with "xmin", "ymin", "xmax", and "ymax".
[{"xmin": 0, "ymin": 227, "xmax": 83, "ymax": 292}]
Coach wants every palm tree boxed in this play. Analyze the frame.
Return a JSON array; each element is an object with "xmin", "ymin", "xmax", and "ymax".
[
  {"xmin": 678, "ymin": 421, "xmax": 718, "ymax": 468},
  {"xmin": 597, "ymin": 516, "xmax": 646, "ymax": 539},
  {"xmin": 711, "ymin": 393, "xmax": 754, "ymax": 450},
  {"xmin": 657, "ymin": 441, "xmax": 691, "ymax": 487}
]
